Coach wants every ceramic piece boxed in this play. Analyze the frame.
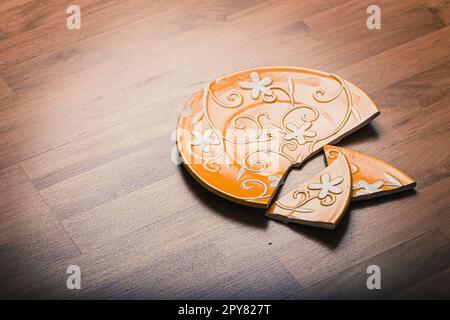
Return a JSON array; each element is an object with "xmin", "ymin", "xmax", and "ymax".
[
  {"xmin": 323, "ymin": 145, "xmax": 416, "ymax": 200},
  {"xmin": 176, "ymin": 66, "xmax": 380, "ymax": 208},
  {"xmin": 266, "ymin": 154, "xmax": 352, "ymax": 229}
]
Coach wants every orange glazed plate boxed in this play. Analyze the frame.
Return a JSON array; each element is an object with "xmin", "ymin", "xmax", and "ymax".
[{"xmin": 176, "ymin": 66, "xmax": 380, "ymax": 208}]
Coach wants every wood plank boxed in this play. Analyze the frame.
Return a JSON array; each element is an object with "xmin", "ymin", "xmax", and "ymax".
[
  {"xmin": 0, "ymin": 0, "xmax": 36, "ymax": 14},
  {"xmin": 38, "ymin": 132, "xmax": 176, "ymax": 221},
  {"xmin": 4, "ymin": 203, "xmax": 301, "ymax": 299},
  {"xmin": 0, "ymin": 76, "xmax": 11, "ymax": 99},
  {"xmin": 0, "ymin": 165, "xmax": 79, "ymax": 297},
  {"xmin": 228, "ymin": 0, "xmax": 348, "ymax": 36},
  {"xmin": 421, "ymin": 0, "xmax": 450, "ymax": 24},
  {"xmin": 337, "ymin": 25, "xmax": 450, "ymax": 94},
  {"xmin": 289, "ymin": 228, "xmax": 450, "ymax": 299},
  {"xmin": 57, "ymin": 171, "xmax": 219, "ymax": 251},
  {"xmin": 292, "ymin": 0, "xmax": 446, "ymax": 71},
  {"xmin": 439, "ymin": 215, "xmax": 450, "ymax": 238},
  {"xmin": 21, "ymin": 112, "xmax": 174, "ymax": 189},
  {"xmin": 392, "ymin": 267, "xmax": 450, "ymax": 299}
]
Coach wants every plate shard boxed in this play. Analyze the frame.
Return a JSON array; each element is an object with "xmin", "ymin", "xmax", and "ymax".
[
  {"xmin": 177, "ymin": 67, "xmax": 380, "ymax": 208},
  {"xmin": 266, "ymin": 155, "xmax": 352, "ymax": 229},
  {"xmin": 323, "ymin": 145, "xmax": 416, "ymax": 200}
]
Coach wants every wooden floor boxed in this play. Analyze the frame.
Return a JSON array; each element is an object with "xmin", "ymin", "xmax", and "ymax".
[{"xmin": 1, "ymin": 0, "xmax": 449, "ymax": 299}]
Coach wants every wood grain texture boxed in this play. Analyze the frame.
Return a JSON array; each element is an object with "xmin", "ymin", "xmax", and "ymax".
[
  {"xmin": 0, "ymin": 77, "xmax": 11, "ymax": 99},
  {"xmin": 0, "ymin": 0, "xmax": 449, "ymax": 299}
]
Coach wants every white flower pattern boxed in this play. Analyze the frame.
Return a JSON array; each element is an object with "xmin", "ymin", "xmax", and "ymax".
[
  {"xmin": 239, "ymin": 72, "xmax": 273, "ymax": 99},
  {"xmin": 190, "ymin": 129, "xmax": 220, "ymax": 153},
  {"xmin": 355, "ymin": 180, "xmax": 384, "ymax": 196},
  {"xmin": 285, "ymin": 122, "xmax": 316, "ymax": 145},
  {"xmin": 308, "ymin": 173, "xmax": 343, "ymax": 199}
]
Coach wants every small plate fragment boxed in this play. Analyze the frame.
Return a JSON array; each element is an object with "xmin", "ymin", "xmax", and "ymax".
[
  {"xmin": 266, "ymin": 154, "xmax": 352, "ymax": 229},
  {"xmin": 324, "ymin": 145, "xmax": 416, "ymax": 200}
]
